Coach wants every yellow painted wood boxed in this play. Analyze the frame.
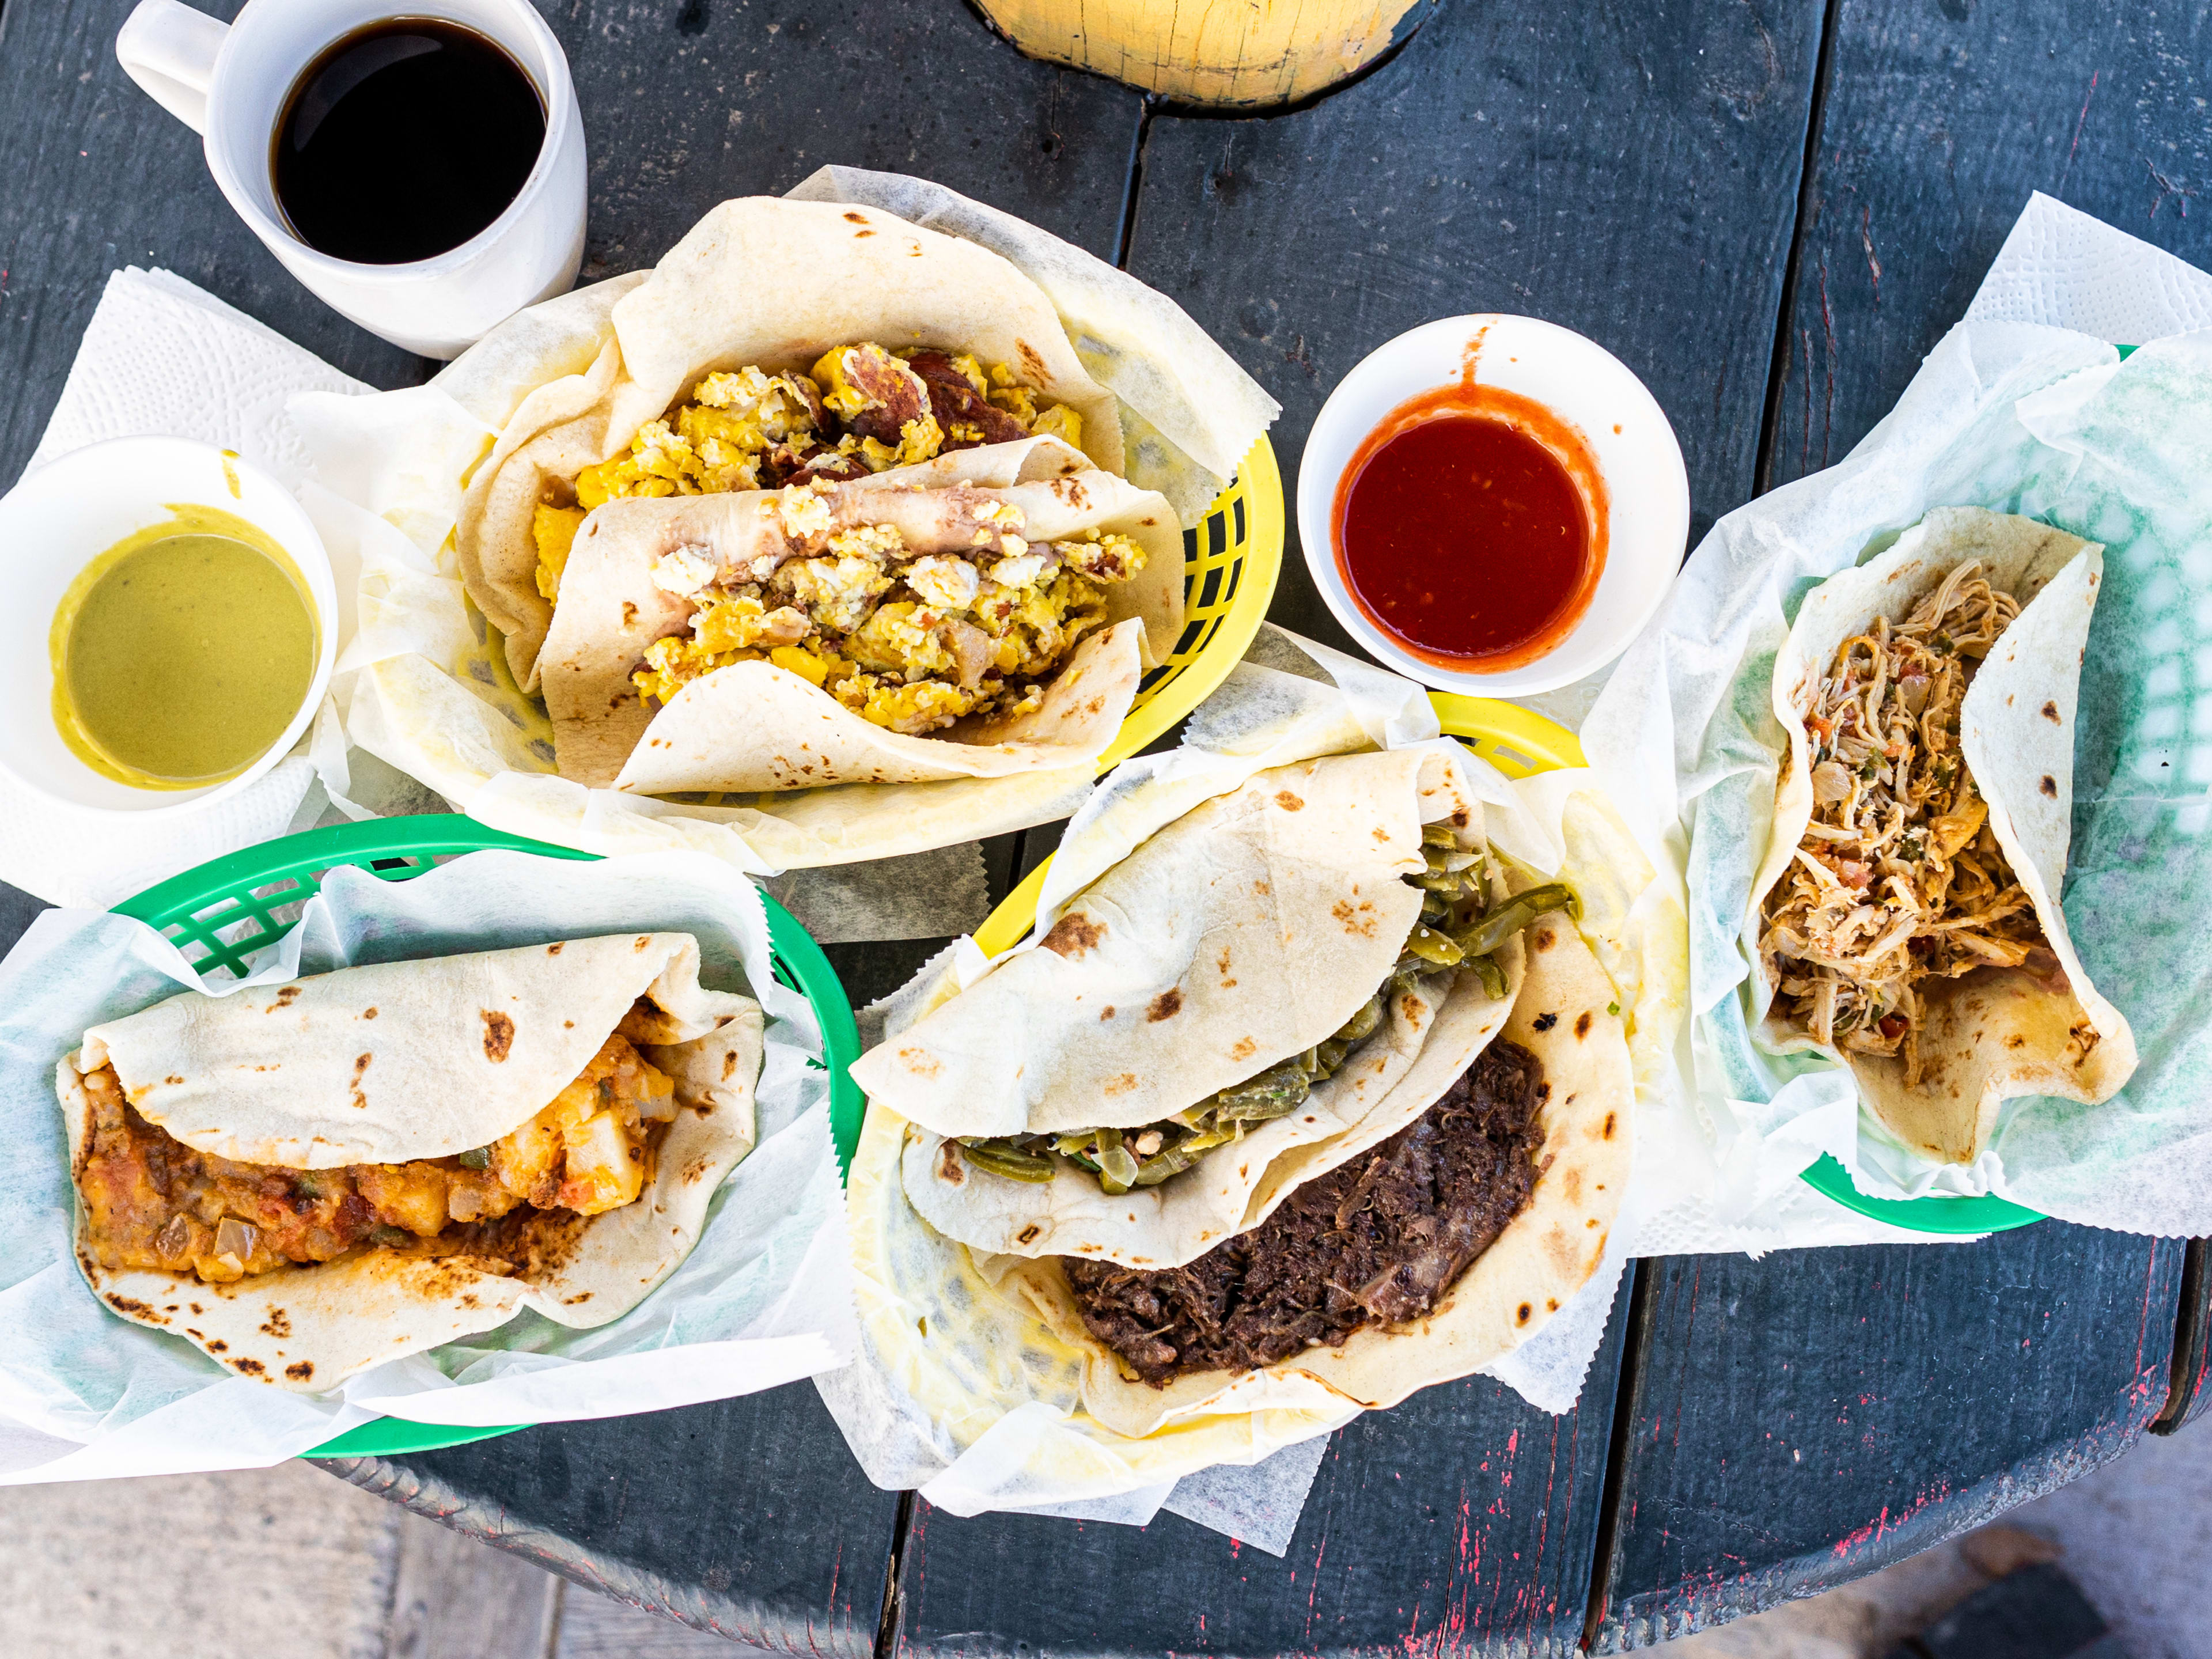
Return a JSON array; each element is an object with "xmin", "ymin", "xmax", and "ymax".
[{"xmin": 977, "ymin": 0, "xmax": 1429, "ymax": 108}]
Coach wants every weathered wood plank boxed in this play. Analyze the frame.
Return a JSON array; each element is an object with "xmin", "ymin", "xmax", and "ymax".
[
  {"xmin": 1763, "ymin": 0, "xmax": 2212, "ymax": 489},
  {"xmin": 0, "ymin": 0, "xmax": 1141, "ymax": 481},
  {"xmin": 388, "ymin": 1501, "xmax": 564, "ymax": 1659},
  {"xmin": 1125, "ymin": 0, "xmax": 1827, "ymax": 652},
  {"xmin": 892, "ymin": 1278, "xmax": 1633, "ymax": 1659},
  {"xmin": 1589, "ymin": 1230, "xmax": 2190, "ymax": 1649},
  {"xmin": 2153, "ymin": 1240, "xmax": 2210, "ymax": 1434},
  {"xmin": 325, "ymin": 1382, "xmax": 897, "ymax": 1658}
]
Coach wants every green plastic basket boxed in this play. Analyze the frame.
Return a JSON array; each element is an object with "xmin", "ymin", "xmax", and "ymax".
[{"xmin": 108, "ymin": 815, "xmax": 864, "ymax": 1460}]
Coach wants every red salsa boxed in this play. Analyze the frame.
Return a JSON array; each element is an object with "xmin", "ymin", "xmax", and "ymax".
[{"xmin": 1332, "ymin": 382, "xmax": 1606, "ymax": 672}]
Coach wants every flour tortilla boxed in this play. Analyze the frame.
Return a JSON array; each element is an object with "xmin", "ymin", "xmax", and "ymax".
[
  {"xmin": 1750, "ymin": 506, "xmax": 2137, "ymax": 1164},
  {"xmin": 980, "ymin": 901, "xmax": 1630, "ymax": 1437},
  {"xmin": 62, "ymin": 934, "xmax": 763, "ymax": 1392},
  {"xmin": 903, "ymin": 937, "xmax": 1523, "ymax": 1270},
  {"xmin": 538, "ymin": 437, "xmax": 1182, "ymax": 791},
  {"xmin": 460, "ymin": 198, "xmax": 1125, "ymax": 691},
  {"xmin": 850, "ymin": 749, "xmax": 1485, "ymax": 1140}
]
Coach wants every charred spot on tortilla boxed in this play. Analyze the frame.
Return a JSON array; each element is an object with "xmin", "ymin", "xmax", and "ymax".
[
  {"xmin": 230, "ymin": 1357, "xmax": 264, "ymax": 1375},
  {"xmin": 938, "ymin": 1139, "xmax": 966, "ymax": 1184},
  {"xmin": 1332, "ymin": 899, "xmax": 1379, "ymax": 937},
  {"xmin": 104, "ymin": 1294, "xmax": 158, "ymax": 1320},
  {"xmin": 1602, "ymin": 1111, "xmax": 1617, "ymax": 1139},
  {"xmin": 1517, "ymin": 1303, "xmax": 1532, "ymax": 1325},
  {"xmin": 1063, "ymin": 1043, "xmax": 1549, "ymax": 1384},
  {"xmin": 266, "ymin": 986, "xmax": 301, "ymax": 1012},
  {"xmin": 1574, "ymin": 1011, "xmax": 1593, "ymax": 1039},
  {"xmin": 1104, "ymin": 1073, "xmax": 1138, "ymax": 1096},
  {"xmin": 1532, "ymin": 1012, "xmax": 1558, "ymax": 1032},
  {"xmin": 361, "ymin": 1007, "xmax": 378, "ymax": 1020},
  {"xmin": 1017, "ymin": 1224, "xmax": 1042, "ymax": 1245},
  {"xmin": 1275, "ymin": 791, "xmax": 1305, "ymax": 811},
  {"xmin": 206, "ymin": 1339, "xmax": 228, "ymax": 1353},
  {"xmin": 897, "ymin": 1044, "xmax": 942, "ymax": 1078},
  {"xmin": 1533, "ymin": 928, "xmax": 1556, "ymax": 951},
  {"xmin": 259, "ymin": 1309, "xmax": 291, "ymax": 1339},
  {"xmin": 2040, "ymin": 775, "xmax": 2057, "ymax": 797},
  {"xmin": 1229, "ymin": 1036, "xmax": 1257, "ymax": 1062},
  {"xmin": 482, "ymin": 1012, "xmax": 516, "ymax": 1062},
  {"xmin": 621, "ymin": 601, "xmax": 637, "ymax": 624},
  {"xmin": 1147, "ymin": 988, "xmax": 1184, "ymax": 1022},
  {"xmin": 547, "ymin": 943, "xmax": 564, "ymax": 955},
  {"xmin": 286, "ymin": 1361, "xmax": 314, "ymax": 1382},
  {"xmin": 1041, "ymin": 912, "xmax": 1105, "ymax": 959},
  {"xmin": 1100, "ymin": 1005, "xmax": 1115, "ymax": 1021}
]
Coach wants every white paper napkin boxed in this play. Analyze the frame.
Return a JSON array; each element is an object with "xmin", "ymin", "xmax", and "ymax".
[{"xmin": 2, "ymin": 269, "xmax": 370, "ymax": 909}]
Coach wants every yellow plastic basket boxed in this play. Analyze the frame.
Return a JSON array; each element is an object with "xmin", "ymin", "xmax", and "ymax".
[{"xmin": 1097, "ymin": 435, "xmax": 1284, "ymax": 770}]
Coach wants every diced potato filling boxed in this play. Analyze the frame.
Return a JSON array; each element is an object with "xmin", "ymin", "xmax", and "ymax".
[{"xmin": 75, "ymin": 1028, "xmax": 677, "ymax": 1285}]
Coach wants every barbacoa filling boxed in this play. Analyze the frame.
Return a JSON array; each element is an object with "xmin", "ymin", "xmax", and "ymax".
[
  {"xmin": 530, "ymin": 343, "xmax": 1128, "ymax": 738},
  {"xmin": 75, "ymin": 1013, "xmax": 679, "ymax": 1286},
  {"xmin": 1759, "ymin": 559, "xmax": 2054, "ymax": 1085},
  {"xmin": 957, "ymin": 828, "xmax": 1573, "ymax": 1195},
  {"xmin": 1061, "ymin": 1040, "xmax": 1548, "ymax": 1387}
]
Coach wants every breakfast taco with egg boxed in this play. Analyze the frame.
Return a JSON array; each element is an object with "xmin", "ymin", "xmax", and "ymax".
[
  {"xmin": 1752, "ymin": 506, "xmax": 2137, "ymax": 1165},
  {"xmin": 459, "ymin": 196, "xmax": 1191, "ymax": 793},
  {"xmin": 844, "ymin": 830, "xmax": 1630, "ymax": 1443},
  {"xmin": 849, "ymin": 748, "xmax": 1586, "ymax": 1270},
  {"xmin": 62, "ymin": 934, "xmax": 761, "ymax": 1392}
]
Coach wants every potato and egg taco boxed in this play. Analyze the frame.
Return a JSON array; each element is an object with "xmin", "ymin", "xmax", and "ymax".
[
  {"xmin": 460, "ymin": 198, "xmax": 1188, "ymax": 796},
  {"xmin": 1752, "ymin": 506, "xmax": 2137, "ymax": 1165},
  {"xmin": 850, "ymin": 749, "xmax": 1590, "ymax": 1271},
  {"xmin": 63, "ymin": 934, "xmax": 760, "ymax": 1391}
]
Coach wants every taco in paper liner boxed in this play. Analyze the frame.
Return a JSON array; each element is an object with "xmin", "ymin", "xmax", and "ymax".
[
  {"xmin": 1751, "ymin": 506, "xmax": 2137, "ymax": 1165},
  {"xmin": 852, "ymin": 749, "xmax": 1573, "ymax": 1269},
  {"xmin": 537, "ymin": 435, "xmax": 1183, "ymax": 791},
  {"xmin": 979, "ymin": 902, "xmax": 1628, "ymax": 1437},
  {"xmin": 60, "ymin": 934, "xmax": 762, "ymax": 1392}
]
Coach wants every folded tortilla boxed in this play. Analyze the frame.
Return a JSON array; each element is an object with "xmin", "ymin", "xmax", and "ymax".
[
  {"xmin": 541, "ymin": 437, "xmax": 1184, "ymax": 791},
  {"xmin": 975, "ymin": 899, "xmax": 1629, "ymax": 1437},
  {"xmin": 1750, "ymin": 506, "xmax": 2137, "ymax": 1164},
  {"xmin": 853, "ymin": 749, "xmax": 1529, "ymax": 1267},
  {"xmin": 62, "ymin": 934, "xmax": 762, "ymax": 1392},
  {"xmin": 460, "ymin": 198, "xmax": 1127, "ymax": 693}
]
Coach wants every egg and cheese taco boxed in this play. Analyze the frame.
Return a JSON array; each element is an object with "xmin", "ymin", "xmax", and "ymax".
[
  {"xmin": 62, "ymin": 934, "xmax": 760, "ymax": 1392},
  {"xmin": 849, "ymin": 749, "xmax": 1579, "ymax": 1270},
  {"xmin": 1752, "ymin": 506, "xmax": 2137, "ymax": 1165},
  {"xmin": 459, "ymin": 198, "xmax": 1185, "ymax": 794}
]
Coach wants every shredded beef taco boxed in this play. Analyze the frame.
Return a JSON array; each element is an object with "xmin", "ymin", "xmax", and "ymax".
[
  {"xmin": 849, "ymin": 749, "xmax": 1576, "ymax": 1268},
  {"xmin": 1751, "ymin": 506, "xmax": 2136, "ymax": 1165},
  {"xmin": 458, "ymin": 198, "xmax": 1185, "ymax": 794},
  {"xmin": 62, "ymin": 934, "xmax": 761, "ymax": 1392},
  {"xmin": 978, "ymin": 903, "xmax": 1627, "ymax": 1434}
]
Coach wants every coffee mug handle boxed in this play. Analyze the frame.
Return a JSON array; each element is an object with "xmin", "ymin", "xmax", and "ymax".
[{"xmin": 115, "ymin": 0, "xmax": 228, "ymax": 136}]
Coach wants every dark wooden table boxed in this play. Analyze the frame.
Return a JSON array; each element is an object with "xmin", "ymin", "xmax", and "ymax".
[{"xmin": 3, "ymin": 0, "xmax": 2210, "ymax": 1650}]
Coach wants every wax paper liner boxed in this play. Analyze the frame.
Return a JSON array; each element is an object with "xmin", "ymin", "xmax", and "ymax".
[
  {"xmin": 0, "ymin": 850, "xmax": 855, "ymax": 1484},
  {"xmin": 815, "ymin": 629, "xmax": 1681, "ymax": 1546},
  {"xmin": 1580, "ymin": 224, "xmax": 2212, "ymax": 1237}
]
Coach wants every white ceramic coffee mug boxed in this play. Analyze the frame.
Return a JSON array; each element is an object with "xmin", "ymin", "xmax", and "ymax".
[{"xmin": 116, "ymin": 0, "xmax": 586, "ymax": 359}]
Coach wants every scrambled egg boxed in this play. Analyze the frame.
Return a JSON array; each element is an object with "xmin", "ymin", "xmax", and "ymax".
[{"xmin": 523, "ymin": 339, "xmax": 1126, "ymax": 739}]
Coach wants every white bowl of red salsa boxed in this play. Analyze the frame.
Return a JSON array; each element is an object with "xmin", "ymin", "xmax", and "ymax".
[{"xmin": 1297, "ymin": 313, "xmax": 1688, "ymax": 696}]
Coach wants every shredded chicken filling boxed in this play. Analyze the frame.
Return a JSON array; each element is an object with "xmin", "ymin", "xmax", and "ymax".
[
  {"xmin": 1758, "ymin": 560, "xmax": 2052, "ymax": 1084},
  {"xmin": 76, "ymin": 1016, "xmax": 677, "ymax": 1286}
]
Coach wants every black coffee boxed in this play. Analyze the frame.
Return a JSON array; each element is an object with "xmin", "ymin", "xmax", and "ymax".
[{"xmin": 273, "ymin": 17, "xmax": 546, "ymax": 266}]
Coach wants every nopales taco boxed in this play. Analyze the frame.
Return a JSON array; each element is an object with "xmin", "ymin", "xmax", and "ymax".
[
  {"xmin": 1751, "ymin": 506, "xmax": 2137, "ymax": 1165},
  {"xmin": 63, "ymin": 934, "xmax": 760, "ymax": 1391},
  {"xmin": 850, "ymin": 748, "xmax": 1588, "ymax": 1274}
]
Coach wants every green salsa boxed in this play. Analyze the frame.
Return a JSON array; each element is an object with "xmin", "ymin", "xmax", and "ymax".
[{"xmin": 52, "ymin": 504, "xmax": 319, "ymax": 789}]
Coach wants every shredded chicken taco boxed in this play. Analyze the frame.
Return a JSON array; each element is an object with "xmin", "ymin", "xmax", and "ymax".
[
  {"xmin": 850, "ymin": 749, "xmax": 1575, "ymax": 1268},
  {"xmin": 62, "ymin": 934, "xmax": 761, "ymax": 1391},
  {"xmin": 1752, "ymin": 507, "xmax": 2136, "ymax": 1164}
]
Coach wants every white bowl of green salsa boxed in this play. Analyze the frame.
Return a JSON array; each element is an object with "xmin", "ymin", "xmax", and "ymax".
[{"xmin": 0, "ymin": 436, "xmax": 336, "ymax": 817}]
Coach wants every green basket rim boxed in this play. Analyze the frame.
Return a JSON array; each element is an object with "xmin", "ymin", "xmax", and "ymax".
[
  {"xmin": 1798, "ymin": 1152, "xmax": 2043, "ymax": 1235},
  {"xmin": 107, "ymin": 813, "xmax": 863, "ymax": 1460}
]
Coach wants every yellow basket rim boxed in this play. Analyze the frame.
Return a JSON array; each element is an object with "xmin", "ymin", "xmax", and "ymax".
[
  {"xmin": 1096, "ymin": 434, "xmax": 1285, "ymax": 771},
  {"xmin": 974, "ymin": 694, "xmax": 1583, "ymax": 956}
]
